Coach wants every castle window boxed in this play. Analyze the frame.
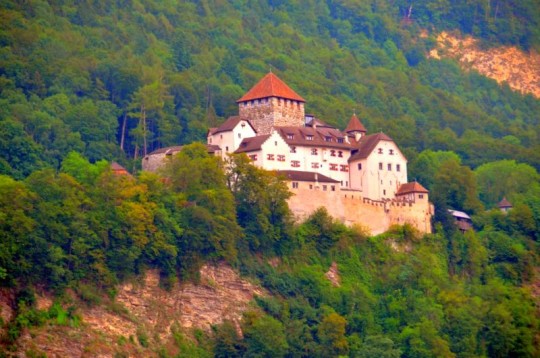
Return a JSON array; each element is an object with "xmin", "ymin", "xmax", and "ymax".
[
  {"xmin": 292, "ymin": 182, "xmax": 299, "ymax": 189},
  {"xmin": 238, "ymin": 133, "xmax": 241, "ymax": 138},
  {"xmin": 378, "ymin": 148, "xmax": 383, "ymax": 154},
  {"xmin": 337, "ymin": 138, "xmax": 344, "ymax": 143},
  {"xmin": 340, "ymin": 165, "xmax": 348, "ymax": 172},
  {"xmin": 388, "ymin": 163, "xmax": 392, "ymax": 171},
  {"xmin": 267, "ymin": 154, "xmax": 275, "ymax": 160},
  {"xmin": 220, "ymin": 135, "xmax": 223, "ymax": 139},
  {"xmin": 383, "ymin": 189, "xmax": 386, "ymax": 195},
  {"xmin": 330, "ymin": 163, "xmax": 338, "ymax": 171},
  {"xmin": 311, "ymin": 162, "xmax": 319, "ymax": 169},
  {"xmin": 331, "ymin": 185, "xmax": 335, "ymax": 191},
  {"xmin": 291, "ymin": 160, "xmax": 300, "ymax": 168},
  {"xmin": 379, "ymin": 162, "xmax": 383, "ymax": 170},
  {"xmin": 397, "ymin": 164, "xmax": 401, "ymax": 172},
  {"xmin": 389, "ymin": 149, "xmax": 394, "ymax": 155},
  {"xmin": 226, "ymin": 146, "xmax": 229, "ymax": 152},
  {"xmin": 275, "ymin": 141, "xmax": 278, "ymax": 146},
  {"xmin": 330, "ymin": 150, "xmax": 336, "ymax": 157},
  {"xmin": 358, "ymin": 163, "xmax": 362, "ymax": 170},
  {"xmin": 311, "ymin": 148, "xmax": 318, "ymax": 155},
  {"xmin": 306, "ymin": 135, "xmax": 314, "ymax": 141},
  {"xmin": 338, "ymin": 151, "xmax": 343, "ymax": 157},
  {"xmin": 277, "ymin": 155, "xmax": 285, "ymax": 162},
  {"xmin": 309, "ymin": 184, "xmax": 313, "ymax": 189},
  {"xmin": 419, "ymin": 194, "xmax": 424, "ymax": 199},
  {"xmin": 290, "ymin": 146, "xmax": 297, "ymax": 153},
  {"xmin": 287, "ymin": 134, "xmax": 294, "ymax": 140},
  {"xmin": 323, "ymin": 185, "xmax": 327, "ymax": 191},
  {"xmin": 249, "ymin": 154, "xmax": 257, "ymax": 161}
]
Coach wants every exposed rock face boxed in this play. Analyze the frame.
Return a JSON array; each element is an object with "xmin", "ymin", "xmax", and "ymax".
[
  {"xmin": 325, "ymin": 262, "xmax": 341, "ymax": 287},
  {"xmin": 429, "ymin": 31, "xmax": 540, "ymax": 99},
  {"xmin": 2, "ymin": 263, "xmax": 265, "ymax": 357},
  {"xmin": 115, "ymin": 264, "xmax": 266, "ymax": 334}
]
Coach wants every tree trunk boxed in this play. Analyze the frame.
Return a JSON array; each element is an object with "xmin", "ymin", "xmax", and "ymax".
[
  {"xmin": 120, "ymin": 111, "xmax": 127, "ymax": 152},
  {"xmin": 141, "ymin": 104, "xmax": 147, "ymax": 157}
]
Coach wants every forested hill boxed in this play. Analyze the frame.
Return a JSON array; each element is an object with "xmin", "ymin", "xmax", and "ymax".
[
  {"xmin": 1, "ymin": 0, "xmax": 540, "ymax": 179},
  {"xmin": 1, "ymin": 1, "xmax": 540, "ymax": 356}
]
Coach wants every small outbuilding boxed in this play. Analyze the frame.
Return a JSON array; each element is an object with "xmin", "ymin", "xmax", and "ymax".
[
  {"xmin": 448, "ymin": 209, "xmax": 473, "ymax": 233},
  {"xmin": 497, "ymin": 197, "xmax": 513, "ymax": 213}
]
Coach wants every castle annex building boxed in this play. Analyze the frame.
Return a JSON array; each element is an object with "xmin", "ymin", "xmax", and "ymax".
[{"xmin": 144, "ymin": 72, "xmax": 433, "ymax": 234}]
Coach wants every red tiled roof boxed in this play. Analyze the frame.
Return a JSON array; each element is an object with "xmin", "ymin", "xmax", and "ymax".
[
  {"xmin": 345, "ymin": 114, "xmax": 367, "ymax": 133},
  {"xmin": 235, "ymin": 135, "xmax": 271, "ymax": 153},
  {"xmin": 212, "ymin": 116, "xmax": 256, "ymax": 135},
  {"xmin": 497, "ymin": 197, "xmax": 512, "ymax": 208},
  {"xmin": 276, "ymin": 170, "xmax": 339, "ymax": 183},
  {"xmin": 396, "ymin": 182, "xmax": 429, "ymax": 195},
  {"xmin": 348, "ymin": 132, "xmax": 394, "ymax": 162},
  {"xmin": 237, "ymin": 72, "xmax": 305, "ymax": 103},
  {"xmin": 111, "ymin": 162, "xmax": 132, "ymax": 176}
]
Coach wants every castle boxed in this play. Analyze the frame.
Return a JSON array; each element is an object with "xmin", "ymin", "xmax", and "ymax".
[{"xmin": 144, "ymin": 72, "xmax": 433, "ymax": 235}]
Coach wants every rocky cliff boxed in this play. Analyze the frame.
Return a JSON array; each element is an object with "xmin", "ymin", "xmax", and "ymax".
[
  {"xmin": 1, "ymin": 263, "xmax": 265, "ymax": 357},
  {"xmin": 429, "ymin": 31, "xmax": 540, "ymax": 99}
]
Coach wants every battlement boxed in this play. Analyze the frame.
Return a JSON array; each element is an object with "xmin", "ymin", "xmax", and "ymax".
[{"xmin": 287, "ymin": 184, "xmax": 432, "ymax": 235}]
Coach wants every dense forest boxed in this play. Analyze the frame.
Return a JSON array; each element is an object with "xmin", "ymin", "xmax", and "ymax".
[{"xmin": 1, "ymin": 0, "xmax": 539, "ymax": 356}]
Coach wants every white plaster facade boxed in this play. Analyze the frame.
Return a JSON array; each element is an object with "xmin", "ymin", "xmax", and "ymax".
[{"xmin": 349, "ymin": 139, "xmax": 408, "ymax": 199}]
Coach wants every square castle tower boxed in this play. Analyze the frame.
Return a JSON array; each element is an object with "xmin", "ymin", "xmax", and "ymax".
[{"xmin": 237, "ymin": 72, "xmax": 306, "ymax": 135}]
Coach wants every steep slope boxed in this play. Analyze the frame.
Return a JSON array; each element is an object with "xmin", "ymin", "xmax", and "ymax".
[{"xmin": 429, "ymin": 32, "xmax": 540, "ymax": 98}]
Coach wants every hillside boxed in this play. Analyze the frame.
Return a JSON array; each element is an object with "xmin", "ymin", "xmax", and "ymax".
[{"xmin": 0, "ymin": 0, "xmax": 539, "ymax": 357}]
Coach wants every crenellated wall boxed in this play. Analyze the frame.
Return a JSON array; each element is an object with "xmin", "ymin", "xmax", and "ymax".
[{"xmin": 287, "ymin": 184, "xmax": 433, "ymax": 235}]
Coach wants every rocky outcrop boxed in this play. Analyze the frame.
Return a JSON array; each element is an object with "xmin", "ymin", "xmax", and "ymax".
[
  {"xmin": 2, "ymin": 263, "xmax": 266, "ymax": 357},
  {"xmin": 325, "ymin": 262, "xmax": 341, "ymax": 287},
  {"xmin": 429, "ymin": 31, "xmax": 540, "ymax": 99}
]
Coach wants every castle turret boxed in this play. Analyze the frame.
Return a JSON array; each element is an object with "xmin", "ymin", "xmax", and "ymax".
[
  {"xmin": 237, "ymin": 72, "xmax": 305, "ymax": 135},
  {"xmin": 345, "ymin": 113, "xmax": 367, "ymax": 141}
]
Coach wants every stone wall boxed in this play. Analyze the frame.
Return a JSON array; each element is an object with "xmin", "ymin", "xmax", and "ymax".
[
  {"xmin": 287, "ymin": 186, "xmax": 432, "ymax": 235},
  {"xmin": 142, "ymin": 152, "xmax": 171, "ymax": 172},
  {"xmin": 239, "ymin": 97, "xmax": 304, "ymax": 135}
]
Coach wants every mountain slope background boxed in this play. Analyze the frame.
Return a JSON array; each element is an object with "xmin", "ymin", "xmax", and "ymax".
[{"xmin": 1, "ymin": 0, "xmax": 540, "ymax": 178}]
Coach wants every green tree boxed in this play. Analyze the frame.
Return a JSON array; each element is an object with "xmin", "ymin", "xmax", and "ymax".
[{"xmin": 243, "ymin": 314, "xmax": 288, "ymax": 358}]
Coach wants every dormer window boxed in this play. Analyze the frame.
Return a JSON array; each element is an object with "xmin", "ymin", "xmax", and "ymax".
[
  {"xmin": 325, "ymin": 136, "xmax": 332, "ymax": 142},
  {"xmin": 306, "ymin": 135, "xmax": 314, "ymax": 141},
  {"xmin": 337, "ymin": 138, "xmax": 344, "ymax": 143},
  {"xmin": 287, "ymin": 134, "xmax": 294, "ymax": 140}
]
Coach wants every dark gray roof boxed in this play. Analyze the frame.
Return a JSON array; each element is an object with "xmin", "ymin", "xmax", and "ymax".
[
  {"xmin": 348, "ymin": 132, "xmax": 394, "ymax": 162},
  {"xmin": 212, "ymin": 116, "xmax": 256, "ymax": 135},
  {"xmin": 276, "ymin": 170, "xmax": 339, "ymax": 183},
  {"xmin": 235, "ymin": 135, "xmax": 271, "ymax": 153}
]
